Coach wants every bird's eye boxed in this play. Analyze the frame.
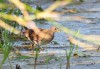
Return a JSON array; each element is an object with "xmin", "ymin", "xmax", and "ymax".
[
  {"xmin": 55, "ymin": 28, "xmax": 57, "ymax": 30},
  {"xmin": 23, "ymin": 31, "xmax": 26, "ymax": 34}
]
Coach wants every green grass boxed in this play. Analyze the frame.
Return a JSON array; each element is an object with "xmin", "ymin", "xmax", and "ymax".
[
  {"xmin": 16, "ymin": 55, "xmax": 32, "ymax": 60},
  {"xmin": 66, "ymin": 42, "xmax": 74, "ymax": 69},
  {"xmin": 0, "ymin": 30, "xmax": 13, "ymax": 69}
]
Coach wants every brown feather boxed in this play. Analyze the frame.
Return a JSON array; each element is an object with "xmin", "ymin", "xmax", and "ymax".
[{"xmin": 22, "ymin": 26, "xmax": 59, "ymax": 45}]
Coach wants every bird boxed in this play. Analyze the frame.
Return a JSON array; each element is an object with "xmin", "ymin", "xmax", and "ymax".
[{"xmin": 21, "ymin": 26, "xmax": 60, "ymax": 51}]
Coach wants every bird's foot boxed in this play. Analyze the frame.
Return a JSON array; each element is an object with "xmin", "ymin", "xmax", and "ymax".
[
  {"xmin": 39, "ymin": 47, "xmax": 44, "ymax": 51},
  {"xmin": 34, "ymin": 47, "xmax": 44, "ymax": 52}
]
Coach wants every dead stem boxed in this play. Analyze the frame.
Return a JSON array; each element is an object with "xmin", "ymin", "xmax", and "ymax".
[{"xmin": 66, "ymin": 58, "xmax": 70, "ymax": 69}]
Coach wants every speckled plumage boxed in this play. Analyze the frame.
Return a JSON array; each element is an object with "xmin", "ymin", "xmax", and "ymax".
[{"xmin": 22, "ymin": 26, "xmax": 59, "ymax": 47}]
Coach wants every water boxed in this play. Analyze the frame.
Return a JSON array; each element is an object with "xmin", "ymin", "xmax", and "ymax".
[{"xmin": 1, "ymin": 0, "xmax": 100, "ymax": 69}]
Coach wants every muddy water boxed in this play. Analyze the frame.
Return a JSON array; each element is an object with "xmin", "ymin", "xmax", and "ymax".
[{"xmin": 1, "ymin": 0, "xmax": 100, "ymax": 69}]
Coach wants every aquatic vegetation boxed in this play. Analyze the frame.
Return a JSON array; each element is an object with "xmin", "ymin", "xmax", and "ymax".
[
  {"xmin": 0, "ymin": 30, "xmax": 13, "ymax": 69},
  {"xmin": 66, "ymin": 42, "xmax": 74, "ymax": 69},
  {"xmin": 0, "ymin": 0, "xmax": 100, "ymax": 69}
]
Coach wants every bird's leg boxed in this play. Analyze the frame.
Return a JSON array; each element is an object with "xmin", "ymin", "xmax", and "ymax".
[
  {"xmin": 39, "ymin": 47, "xmax": 44, "ymax": 51},
  {"xmin": 29, "ymin": 40, "xmax": 36, "ymax": 54},
  {"xmin": 32, "ymin": 43, "xmax": 35, "ymax": 51},
  {"xmin": 29, "ymin": 43, "xmax": 35, "ymax": 55},
  {"xmin": 12, "ymin": 47, "xmax": 22, "ymax": 56},
  {"xmin": 37, "ymin": 41, "xmax": 45, "ymax": 52},
  {"xmin": 28, "ymin": 45, "xmax": 34, "ymax": 55},
  {"xmin": 35, "ymin": 44, "xmax": 40, "ymax": 52}
]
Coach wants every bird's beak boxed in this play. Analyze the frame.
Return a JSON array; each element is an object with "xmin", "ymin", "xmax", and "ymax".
[{"xmin": 57, "ymin": 28, "xmax": 61, "ymax": 32}]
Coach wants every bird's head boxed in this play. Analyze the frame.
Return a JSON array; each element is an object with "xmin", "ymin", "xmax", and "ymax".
[
  {"xmin": 21, "ymin": 29, "xmax": 29, "ymax": 38},
  {"xmin": 50, "ymin": 26, "xmax": 60, "ymax": 32}
]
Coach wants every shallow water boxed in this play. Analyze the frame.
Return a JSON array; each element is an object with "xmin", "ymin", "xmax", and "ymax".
[{"xmin": 1, "ymin": 0, "xmax": 100, "ymax": 69}]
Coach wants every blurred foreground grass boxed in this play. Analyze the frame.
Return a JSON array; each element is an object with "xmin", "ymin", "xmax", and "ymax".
[{"xmin": 0, "ymin": 0, "xmax": 100, "ymax": 69}]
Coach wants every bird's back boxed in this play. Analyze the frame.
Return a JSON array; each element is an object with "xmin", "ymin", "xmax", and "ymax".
[{"xmin": 22, "ymin": 26, "xmax": 58, "ymax": 45}]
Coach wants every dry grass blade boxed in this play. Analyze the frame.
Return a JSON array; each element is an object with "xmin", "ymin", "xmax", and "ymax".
[
  {"xmin": 0, "ymin": 12, "xmax": 26, "ymax": 26},
  {"xmin": 0, "ymin": 13, "xmax": 40, "ymax": 35},
  {"xmin": 0, "ymin": 20, "xmax": 20, "ymax": 34},
  {"xmin": 9, "ymin": 0, "xmax": 29, "ymax": 20},
  {"xmin": 45, "ymin": 0, "xmax": 73, "ymax": 12},
  {"xmin": 47, "ymin": 21, "xmax": 100, "ymax": 45},
  {"xmin": 67, "ymin": 35, "xmax": 98, "ymax": 50},
  {"xmin": 0, "ymin": 3, "xmax": 15, "ymax": 8}
]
